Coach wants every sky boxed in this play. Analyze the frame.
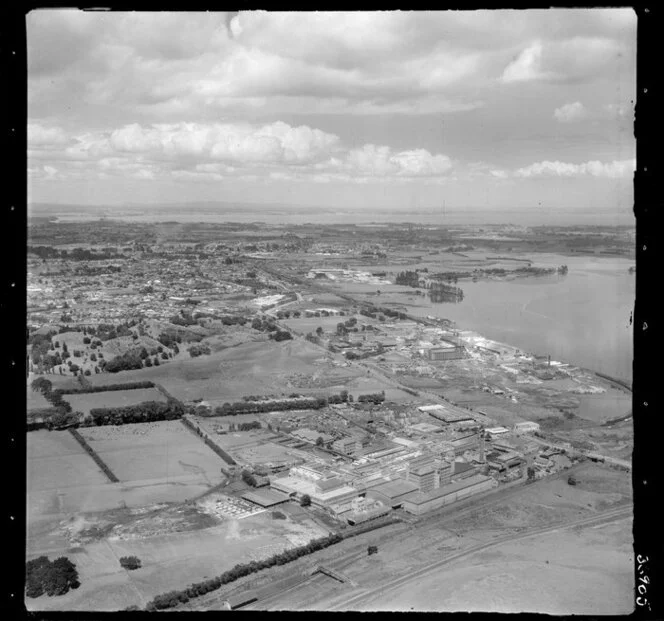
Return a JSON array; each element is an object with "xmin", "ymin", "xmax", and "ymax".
[{"xmin": 27, "ymin": 9, "xmax": 637, "ymax": 221}]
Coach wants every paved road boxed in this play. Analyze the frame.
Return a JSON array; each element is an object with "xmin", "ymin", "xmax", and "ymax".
[{"xmin": 326, "ymin": 505, "xmax": 632, "ymax": 611}]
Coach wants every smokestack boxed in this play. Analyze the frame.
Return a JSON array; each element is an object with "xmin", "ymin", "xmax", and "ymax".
[{"xmin": 548, "ymin": 355, "xmax": 551, "ymax": 367}]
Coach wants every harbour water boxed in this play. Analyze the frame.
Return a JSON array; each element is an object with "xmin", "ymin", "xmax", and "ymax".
[{"xmin": 412, "ymin": 254, "xmax": 635, "ymax": 383}]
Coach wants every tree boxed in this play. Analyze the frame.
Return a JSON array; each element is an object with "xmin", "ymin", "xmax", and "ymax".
[
  {"xmin": 153, "ymin": 356, "xmax": 160, "ymax": 366},
  {"xmin": 527, "ymin": 466, "xmax": 536, "ymax": 481},
  {"xmin": 315, "ymin": 436, "xmax": 324, "ymax": 447},
  {"xmin": 31, "ymin": 377, "xmax": 52, "ymax": 394},
  {"xmin": 567, "ymin": 475, "xmax": 577, "ymax": 486},
  {"xmin": 367, "ymin": 545, "xmax": 378, "ymax": 556},
  {"xmin": 316, "ymin": 326, "xmax": 324, "ymax": 337},
  {"xmin": 119, "ymin": 556, "xmax": 142, "ymax": 570},
  {"xmin": 300, "ymin": 494, "xmax": 311, "ymax": 507},
  {"xmin": 26, "ymin": 555, "xmax": 80, "ymax": 598}
]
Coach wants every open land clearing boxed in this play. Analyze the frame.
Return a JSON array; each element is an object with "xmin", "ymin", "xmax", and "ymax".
[
  {"xmin": 85, "ymin": 339, "xmax": 361, "ymax": 403},
  {"xmin": 337, "ymin": 517, "xmax": 632, "ymax": 614},
  {"xmin": 240, "ymin": 463, "xmax": 631, "ymax": 613},
  {"xmin": 65, "ymin": 388, "xmax": 166, "ymax": 415},
  {"xmin": 26, "ymin": 496, "xmax": 328, "ymax": 612}
]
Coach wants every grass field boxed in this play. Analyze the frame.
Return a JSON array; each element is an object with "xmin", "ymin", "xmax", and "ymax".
[
  {"xmin": 27, "ymin": 431, "xmax": 111, "ymax": 491},
  {"xmin": 86, "ymin": 339, "xmax": 336, "ymax": 402},
  {"xmin": 65, "ymin": 388, "xmax": 167, "ymax": 415},
  {"xmin": 77, "ymin": 420, "xmax": 226, "ymax": 484}
]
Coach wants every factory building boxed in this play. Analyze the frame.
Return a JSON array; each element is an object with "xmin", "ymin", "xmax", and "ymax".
[
  {"xmin": 428, "ymin": 346, "xmax": 466, "ymax": 361},
  {"xmin": 345, "ymin": 497, "xmax": 391, "ymax": 525},
  {"xmin": 332, "ymin": 435, "xmax": 362, "ymax": 456},
  {"xmin": 366, "ymin": 479, "xmax": 419, "ymax": 509},
  {"xmin": 401, "ymin": 475, "xmax": 496, "ymax": 516},
  {"xmin": 513, "ymin": 421, "xmax": 541, "ymax": 434}
]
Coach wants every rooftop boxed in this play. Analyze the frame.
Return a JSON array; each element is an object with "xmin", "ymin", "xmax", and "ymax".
[{"xmin": 402, "ymin": 474, "xmax": 494, "ymax": 505}]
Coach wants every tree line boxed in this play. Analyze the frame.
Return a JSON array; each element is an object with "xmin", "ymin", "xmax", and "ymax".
[
  {"xmin": 54, "ymin": 380, "xmax": 156, "ymax": 395},
  {"xmin": 144, "ymin": 533, "xmax": 344, "ymax": 611},
  {"xmin": 69, "ymin": 429, "xmax": 119, "ymax": 482},
  {"xmin": 87, "ymin": 399, "xmax": 184, "ymax": 426}
]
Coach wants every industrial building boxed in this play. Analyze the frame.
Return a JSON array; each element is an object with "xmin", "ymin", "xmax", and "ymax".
[
  {"xmin": 401, "ymin": 474, "xmax": 496, "ymax": 516},
  {"xmin": 418, "ymin": 404, "xmax": 474, "ymax": 424},
  {"xmin": 345, "ymin": 497, "xmax": 391, "ymax": 525},
  {"xmin": 428, "ymin": 346, "xmax": 466, "ymax": 361},
  {"xmin": 291, "ymin": 428, "xmax": 333, "ymax": 445},
  {"xmin": 332, "ymin": 435, "xmax": 362, "ymax": 456},
  {"xmin": 485, "ymin": 426, "xmax": 510, "ymax": 438},
  {"xmin": 270, "ymin": 464, "xmax": 360, "ymax": 509},
  {"xmin": 366, "ymin": 479, "xmax": 419, "ymax": 508},
  {"xmin": 513, "ymin": 421, "xmax": 541, "ymax": 434},
  {"xmin": 241, "ymin": 488, "xmax": 290, "ymax": 508}
]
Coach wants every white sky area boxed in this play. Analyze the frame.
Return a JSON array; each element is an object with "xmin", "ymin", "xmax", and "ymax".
[{"xmin": 27, "ymin": 9, "xmax": 636, "ymax": 217}]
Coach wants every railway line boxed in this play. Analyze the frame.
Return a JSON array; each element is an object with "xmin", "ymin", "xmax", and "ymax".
[{"xmin": 325, "ymin": 505, "xmax": 632, "ymax": 611}]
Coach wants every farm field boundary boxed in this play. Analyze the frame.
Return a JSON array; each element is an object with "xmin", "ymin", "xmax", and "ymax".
[
  {"xmin": 180, "ymin": 417, "xmax": 237, "ymax": 465},
  {"xmin": 68, "ymin": 429, "xmax": 119, "ymax": 482}
]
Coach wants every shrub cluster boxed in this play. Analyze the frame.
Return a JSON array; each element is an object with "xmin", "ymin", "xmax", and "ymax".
[
  {"xmin": 119, "ymin": 556, "xmax": 142, "ymax": 570},
  {"xmin": 144, "ymin": 533, "xmax": 343, "ymax": 611},
  {"xmin": 219, "ymin": 315, "xmax": 248, "ymax": 326},
  {"xmin": 270, "ymin": 329, "xmax": 293, "ymax": 342},
  {"xmin": 26, "ymin": 556, "xmax": 80, "ymax": 598},
  {"xmin": 237, "ymin": 421, "xmax": 261, "ymax": 431},
  {"xmin": 188, "ymin": 343, "xmax": 212, "ymax": 358},
  {"xmin": 104, "ymin": 351, "xmax": 144, "ymax": 373},
  {"xmin": 357, "ymin": 391, "xmax": 385, "ymax": 405}
]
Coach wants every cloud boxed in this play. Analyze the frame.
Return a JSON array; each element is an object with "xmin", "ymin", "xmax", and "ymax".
[
  {"xmin": 501, "ymin": 35, "xmax": 630, "ymax": 84},
  {"xmin": 28, "ymin": 120, "xmax": 454, "ymax": 183},
  {"xmin": 553, "ymin": 102, "xmax": 588, "ymax": 123},
  {"xmin": 515, "ymin": 158, "xmax": 635, "ymax": 178},
  {"xmin": 27, "ymin": 123, "xmax": 72, "ymax": 147},
  {"xmin": 107, "ymin": 121, "xmax": 340, "ymax": 164},
  {"xmin": 501, "ymin": 41, "xmax": 551, "ymax": 83}
]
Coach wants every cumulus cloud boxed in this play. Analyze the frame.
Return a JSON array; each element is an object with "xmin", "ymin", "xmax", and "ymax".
[
  {"xmin": 515, "ymin": 158, "xmax": 635, "ymax": 178},
  {"xmin": 553, "ymin": 101, "xmax": 588, "ymax": 123},
  {"xmin": 107, "ymin": 121, "xmax": 340, "ymax": 164},
  {"xmin": 28, "ymin": 120, "xmax": 454, "ymax": 183}
]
